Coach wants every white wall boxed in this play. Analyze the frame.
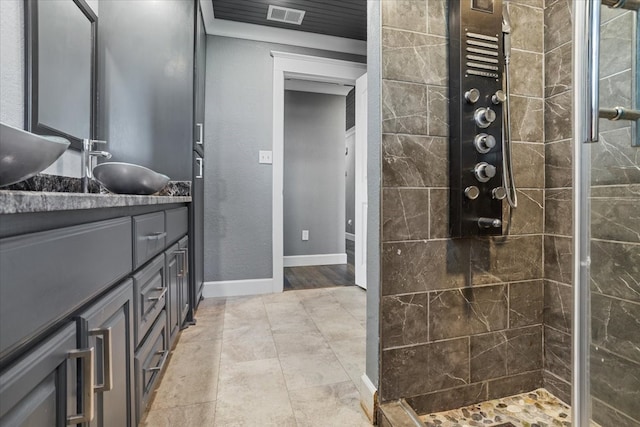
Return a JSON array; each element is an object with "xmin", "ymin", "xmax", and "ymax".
[{"xmin": 283, "ymin": 90, "xmax": 346, "ymax": 258}]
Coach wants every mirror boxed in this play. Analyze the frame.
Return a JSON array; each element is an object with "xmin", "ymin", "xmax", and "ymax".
[{"xmin": 25, "ymin": 0, "xmax": 97, "ymax": 151}]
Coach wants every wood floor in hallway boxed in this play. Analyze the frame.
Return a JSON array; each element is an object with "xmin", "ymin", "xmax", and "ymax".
[{"xmin": 140, "ymin": 286, "xmax": 370, "ymax": 426}]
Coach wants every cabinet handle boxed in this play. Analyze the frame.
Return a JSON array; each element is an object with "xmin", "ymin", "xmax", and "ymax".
[
  {"xmin": 196, "ymin": 123, "xmax": 204, "ymax": 145},
  {"xmin": 176, "ymin": 250, "xmax": 187, "ymax": 277},
  {"xmin": 145, "ymin": 350, "xmax": 169, "ymax": 373},
  {"xmin": 67, "ymin": 347, "xmax": 95, "ymax": 425},
  {"xmin": 196, "ymin": 157, "xmax": 203, "ymax": 179},
  {"xmin": 89, "ymin": 327, "xmax": 113, "ymax": 393},
  {"xmin": 146, "ymin": 231, "xmax": 166, "ymax": 241},
  {"xmin": 148, "ymin": 287, "xmax": 167, "ymax": 302}
]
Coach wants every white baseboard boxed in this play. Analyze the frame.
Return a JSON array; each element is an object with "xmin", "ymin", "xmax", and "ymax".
[
  {"xmin": 345, "ymin": 232, "xmax": 355, "ymax": 241},
  {"xmin": 283, "ymin": 253, "xmax": 347, "ymax": 267},
  {"xmin": 202, "ymin": 278, "xmax": 274, "ymax": 298},
  {"xmin": 359, "ymin": 373, "xmax": 377, "ymax": 422}
]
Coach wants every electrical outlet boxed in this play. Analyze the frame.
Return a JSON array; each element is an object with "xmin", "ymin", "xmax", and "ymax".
[
  {"xmin": 259, "ymin": 150, "xmax": 273, "ymax": 164},
  {"xmin": 302, "ymin": 230, "xmax": 309, "ymax": 241}
]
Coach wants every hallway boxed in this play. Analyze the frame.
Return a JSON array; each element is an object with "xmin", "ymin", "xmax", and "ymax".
[{"xmin": 141, "ymin": 286, "xmax": 370, "ymax": 426}]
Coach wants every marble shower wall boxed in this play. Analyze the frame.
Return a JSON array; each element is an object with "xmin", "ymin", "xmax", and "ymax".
[{"xmin": 379, "ymin": 0, "xmax": 545, "ymax": 414}]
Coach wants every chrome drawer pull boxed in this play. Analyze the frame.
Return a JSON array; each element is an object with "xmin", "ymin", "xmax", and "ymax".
[
  {"xmin": 67, "ymin": 347, "xmax": 95, "ymax": 425},
  {"xmin": 147, "ymin": 287, "xmax": 167, "ymax": 302},
  {"xmin": 146, "ymin": 231, "xmax": 166, "ymax": 241},
  {"xmin": 176, "ymin": 250, "xmax": 187, "ymax": 277},
  {"xmin": 89, "ymin": 327, "xmax": 113, "ymax": 392},
  {"xmin": 145, "ymin": 350, "xmax": 169, "ymax": 373}
]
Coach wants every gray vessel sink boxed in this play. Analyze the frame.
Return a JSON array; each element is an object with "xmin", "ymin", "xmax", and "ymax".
[{"xmin": 93, "ymin": 162, "xmax": 170, "ymax": 195}]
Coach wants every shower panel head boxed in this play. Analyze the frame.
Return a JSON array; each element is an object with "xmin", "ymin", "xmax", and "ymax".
[{"xmin": 502, "ymin": 3, "xmax": 512, "ymax": 60}]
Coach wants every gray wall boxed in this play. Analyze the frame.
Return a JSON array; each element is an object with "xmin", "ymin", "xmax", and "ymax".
[
  {"xmin": 283, "ymin": 90, "xmax": 346, "ymax": 257},
  {"xmin": 345, "ymin": 127, "xmax": 355, "ymax": 236},
  {"xmin": 204, "ymin": 35, "xmax": 365, "ymax": 282},
  {"xmin": 0, "ymin": 0, "xmax": 24, "ymax": 129},
  {"xmin": 97, "ymin": 0, "xmax": 193, "ymax": 181}
]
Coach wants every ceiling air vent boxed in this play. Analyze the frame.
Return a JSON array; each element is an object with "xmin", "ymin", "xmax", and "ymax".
[{"xmin": 267, "ymin": 5, "xmax": 306, "ymax": 25}]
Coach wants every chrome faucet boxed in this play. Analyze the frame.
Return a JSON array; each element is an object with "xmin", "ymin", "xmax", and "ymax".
[{"xmin": 82, "ymin": 139, "xmax": 112, "ymax": 193}]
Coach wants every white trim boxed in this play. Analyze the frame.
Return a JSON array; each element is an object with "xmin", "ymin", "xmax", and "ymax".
[
  {"xmin": 359, "ymin": 374, "xmax": 377, "ymax": 422},
  {"xmin": 204, "ymin": 18, "xmax": 366, "ymax": 56},
  {"xmin": 202, "ymin": 278, "xmax": 274, "ymax": 298},
  {"xmin": 284, "ymin": 79, "xmax": 353, "ymax": 96},
  {"xmin": 272, "ymin": 53, "xmax": 366, "ymax": 295},
  {"xmin": 199, "ymin": 0, "xmax": 215, "ymax": 34},
  {"xmin": 283, "ymin": 253, "xmax": 347, "ymax": 268},
  {"xmin": 345, "ymin": 232, "xmax": 355, "ymax": 241}
]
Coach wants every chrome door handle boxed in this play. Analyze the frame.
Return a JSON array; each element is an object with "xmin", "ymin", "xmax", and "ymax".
[
  {"xmin": 146, "ymin": 231, "xmax": 167, "ymax": 241},
  {"xmin": 145, "ymin": 350, "xmax": 169, "ymax": 373},
  {"xmin": 67, "ymin": 347, "xmax": 95, "ymax": 425},
  {"xmin": 196, "ymin": 157, "xmax": 203, "ymax": 179},
  {"xmin": 176, "ymin": 250, "xmax": 187, "ymax": 277},
  {"xmin": 89, "ymin": 327, "xmax": 113, "ymax": 392},
  {"xmin": 196, "ymin": 123, "xmax": 203, "ymax": 145},
  {"xmin": 148, "ymin": 287, "xmax": 168, "ymax": 302}
]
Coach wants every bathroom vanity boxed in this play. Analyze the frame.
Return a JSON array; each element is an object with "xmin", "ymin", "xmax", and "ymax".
[{"xmin": 0, "ymin": 188, "xmax": 194, "ymax": 425}]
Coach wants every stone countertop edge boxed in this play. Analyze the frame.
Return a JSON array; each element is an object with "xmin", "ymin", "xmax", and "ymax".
[{"xmin": 0, "ymin": 190, "xmax": 192, "ymax": 215}]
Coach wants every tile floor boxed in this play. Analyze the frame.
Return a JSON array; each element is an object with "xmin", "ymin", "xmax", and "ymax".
[{"xmin": 141, "ymin": 286, "xmax": 371, "ymax": 427}]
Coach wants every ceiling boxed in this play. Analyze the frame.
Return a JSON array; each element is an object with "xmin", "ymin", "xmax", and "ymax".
[{"xmin": 211, "ymin": 0, "xmax": 367, "ymax": 41}]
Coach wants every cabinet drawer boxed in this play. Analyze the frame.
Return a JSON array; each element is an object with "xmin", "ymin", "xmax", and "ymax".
[
  {"xmin": 134, "ymin": 311, "xmax": 168, "ymax": 423},
  {"xmin": 0, "ymin": 217, "xmax": 132, "ymax": 360},
  {"xmin": 132, "ymin": 255, "xmax": 166, "ymax": 348},
  {"xmin": 165, "ymin": 207, "xmax": 188, "ymax": 246},
  {"xmin": 133, "ymin": 212, "xmax": 165, "ymax": 269}
]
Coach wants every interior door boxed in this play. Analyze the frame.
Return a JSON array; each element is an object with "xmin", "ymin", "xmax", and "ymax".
[{"xmin": 354, "ymin": 73, "xmax": 368, "ymax": 289}]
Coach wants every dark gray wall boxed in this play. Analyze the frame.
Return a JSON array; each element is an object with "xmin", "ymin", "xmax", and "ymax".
[
  {"xmin": 204, "ymin": 35, "xmax": 365, "ymax": 282},
  {"xmin": 283, "ymin": 90, "xmax": 346, "ymax": 257},
  {"xmin": 97, "ymin": 0, "xmax": 193, "ymax": 181}
]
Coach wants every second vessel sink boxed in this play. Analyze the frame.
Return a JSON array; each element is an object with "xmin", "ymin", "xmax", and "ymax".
[{"xmin": 93, "ymin": 162, "xmax": 170, "ymax": 195}]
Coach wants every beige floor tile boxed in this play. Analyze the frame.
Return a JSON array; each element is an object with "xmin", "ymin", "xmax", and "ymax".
[
  {"xmin": 179, "ymin": 312, "xmax": 225, "ymax": 343},
  {"xmin": 264, "ymin": 301, "xmax": 319, "ymax": 334},
  {"xmin": 279, "ymin": 347, "xmax": 350, "ymax": 391},
  {"xmin": 289, "ymin": 381, "xmax": 372, "ymax": 427},
  {"xmin": 262, "ymin": 290, "xmax": 301, "ymax": 304},
  {"xmin": 309, "ymin": 306, "xmax": 367, "ymax": 342},
  {"xmin": 220, "ymin": 326, "xmax": 277, "ymax": 364},
  {"xmin": 150, "ymin": 339, "xmax": 222, "ymax": 410},
  {"xmin": 140, "ymin": 401, "xmax": 216, "ymax": 426},
  {"xmin": 215, "ymin": 358, "xmax": 296, "ymax": 426},
  {"xmin": 272, "ymin": 331, "xmax": 330, "ymax": 356},
  {"xmin": 223, "ymin": 296, "xmax": 269, "ymax": 330},
  {"xmin": 329, "ymin": 338, "xmax": 366, "ymax": 385}
]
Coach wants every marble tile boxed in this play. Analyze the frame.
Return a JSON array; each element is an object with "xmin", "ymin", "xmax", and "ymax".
[
  {"xmin": 279, "ymin": 346, "xmax": 351, "ymax": 391},
  {"xmin": 592, "ymin": 293, "xmax": 640, "ymax": 364},
  {"xmin": 512, "ymin": 142, "xmax": 545, "ymax": 189},
  {"xmin": 590, "ymin": 240, "xmax": 640, "ymax": 303},
  {"xmin": 544, "ymin": 326, "xmax": 571, "ymax": 381},
  {"xmin": 219, "ymin": 326, "xmax": 277, "ymax": 364},
  {"xmin": 544, "ymin": 90, "xmax": 572, "ymax": 143},
  {"xmin": 509, "ymin": 0, "xmax": 544, "ymax": 7},
  {"xmin": 327, "ymin": 338, "xmax": 366, "ymax": 386},
  {"xmin": 141, "ymin": 402, "xmax": 216, "ymax": 426},
  {"xmin": 591, "ymin": 128, "xmax": 640, "ymax": 186},
  {"xmin": 544, "ymin": 0, "xmax": 572, "ymax": 53},
  {"xmin": 509, "ymin": 2, "xmax": 544, "ymax": 53},
  {"xmin": 544, "ymin": 280, "xmax": 572, "ymax": 333},
  {"xmin": 381, "ymin": 240, "xmax": 467, "ymax": 295},
  {"xmin": 600, "ymin": 11, "xmax": 634, "ymax": 79},
  {"xmin": 506, "ymin": 189, "xmax": 544, "ymax": 235},
  {"xmin": 600, "ymin": 4, "xmax": 630, "ymax": 24},
  {"xmin": 382, "ymin": 134, "xmax": 448, "ymax": 187},
  {"xmin": 543, "ymin": 371, "xmax": 571, "ymax": 405},
  {"xmin": 509, "ymin": 280, "xmax": 543, "ymax": 328},
  {"xmin": 381, "ymin": 293, "xmax": 428, "ymax": 348},
  {"xmin": 590, "ymin": 345, "xmax": 640, "ymax": 422},
  {"xmin": 289, "ymin": 382, "xmax": 371, "ymax": 427},
  {"xmin": 591, "ymin": 185, "xmax": 640, "ymax": 243},
  {"xmin": 382, "ymin": 29, "xmax": 447, "ymax": 86},
  {"xmin": 214, "ymin": 358, "xmax": 296, "ymax": 426},
  {"xmin": 427, "ymin": 85, "xmax": 448, "ymax": 137},
  {"xmin": 599, "ymin": 70, "xmax": 633, "ymax": 133},
  {"xmin": 509, "ymin": 96, "xmax": 544, "ymax": 143},
  {"xmin": 487, "ymin": 370, "xmax": 543, "ymax": 400},
  {"xmin": 381, "ymin": 0, "xmax": 427, "ymax": 33},
  {"xmin": 545, "ymin": 41, "xmax": 572, "ymax": 97},
  {"xmin": 545, "ymin": 139, "xmax": 573, "ymax": 189},
  {"xmin": 430, "ymin": 285, "xmax": 508, "ymax": 340},
  {"xmin": 471, "ymin": 235, "xmax": 543, "ymax": 285},
  {"xmin": 545, "ymin": 188, "xmax": 572, "ymax": 236},
  {"xmin": 429, "ymin": 188, "xmax": 448, "ymax": 239},
  {"xmin": 382, "ymin": 188, "xmax": 430, "ymax": 241},
  {"xmin": 509, "ymin": 50, "xmax": 543, "ymax": 97},
  {"xmin": 426, "ymin": 0, "xmax": 447, "ymax": 37},
  {"xmin": 380, "ymin": 338, "xmax": 469, "ymax": 400},
  {"xmin": 543, "ymin": 235, "xmax": 572, "ymax": 284},
  {"xmin": 407, "ymin": 383, "xmax": 487, "ymax": 415},
  {"xmin": 592, "ymin": 395, "xmax": 640, "ymax": 427},
  {"xmin": 151, "ymin": 340, "xmax": 222, "ymax": 410},
  {"xmin": 382, "ymin": 80, "xmax": 428, "ymax": 135}
]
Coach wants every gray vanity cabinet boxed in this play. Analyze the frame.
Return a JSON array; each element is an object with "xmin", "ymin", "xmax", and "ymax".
[
  {"xmin": 0, "ymin": 323, "xmax": 82, "ymax": 426},
  {"xmin": 77, "ymin": 280, "xmax": 135, "ymax": 427},
  {"xmin": 178, "ymin": 236, "xmax": 190, "ymax": 325},
  {"xmin": 165, "ymin": 242, "xmax": 182, "ymax": 344}
]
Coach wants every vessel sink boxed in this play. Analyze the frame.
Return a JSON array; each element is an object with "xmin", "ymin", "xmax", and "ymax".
[
  {"xmin": 93, "ymin": 162, "xmax": 170, "ymax": 195},
  {"xmin": 0, "ymin": 122, "xmax": 70, "ymax": 187}
]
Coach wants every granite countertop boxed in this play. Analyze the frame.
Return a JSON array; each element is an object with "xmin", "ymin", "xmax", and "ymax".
[{"xmin": 0, "ymin": 174, "xmax": 191, "ymax": 214}]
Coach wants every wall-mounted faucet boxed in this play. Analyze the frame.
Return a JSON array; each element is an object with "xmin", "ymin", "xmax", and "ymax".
[{"xmin": 82, "ymin": 139, "xmax": 112, "ymax": 193}]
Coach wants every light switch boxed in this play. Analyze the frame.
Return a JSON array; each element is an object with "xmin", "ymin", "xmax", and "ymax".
[
  {"xmin": 302, "ymin": 230, "xmax": 309, "ymax": 241},
  {"xmin": 259, "ymin": 150, "xmax": 273, "ymax": 164}
]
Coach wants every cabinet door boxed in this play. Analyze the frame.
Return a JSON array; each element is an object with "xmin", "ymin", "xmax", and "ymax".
[
  {"xmin": 165, "ymin": 243, "xmax": 181, "ymax": 345},
  {"xmin": 78, "ymin": 280, "xmax": 134, "ymax": 427},
  {"xmin": 0, "ymin": 323, "xmax": 90, "ymax": 427},
  {"xmin": 178, "ymin": 237, "xmax": 190, "ymax": 325},
  {"xmin": 191, "ymin": 150, "xmax": 205, "ymax": 313}
]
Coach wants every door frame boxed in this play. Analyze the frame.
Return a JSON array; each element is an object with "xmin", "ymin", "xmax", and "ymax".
[{"xmin": 271, "ymin": 51, "xmax": 366, "ymax": 293}]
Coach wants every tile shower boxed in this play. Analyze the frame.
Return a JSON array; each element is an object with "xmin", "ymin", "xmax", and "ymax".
[{"xmin": 377, "ymin": 0, "xmax": 639, "ymax": 426}]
